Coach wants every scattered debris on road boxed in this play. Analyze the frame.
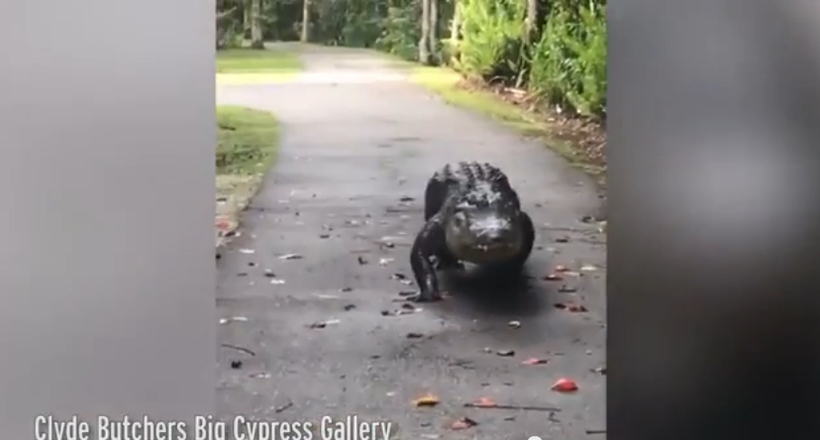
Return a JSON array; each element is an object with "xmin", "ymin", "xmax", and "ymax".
[
  {"xmin": 270, "ymin": 279, "xmax": 286, "ymax": 285},
  {"xmin": 406, "ymin": 332, "xmax": 424, "ymax": 339},
  {"xmin": 273, "ymin": 401, "xmax": 293, "ymax": 413},
  {"xmin": 343, "ymin": 304, "xmax": 356, "ymax": 311},
  {"xmin": 522, "ymin": 357, "xmax": 549, "ymax": 365},
  {"xmin": 308, "ymin": 319, "xmax": 340, "ymax": 329},
  {"xmin": 238, "ymin": 249, "xmax": 255, "ymax": 254},
  {"xmin": 543, "ymin": 273, "xmax": 563, "ymax": 281},
  {"xmin": 554, "ymin": 264, "xmax": 568, "ymax": 272},
  {"xmin": 554, "ymin": 302, "xmax": 588, "ymax": 312},
  {"xmin": 551, "ymin": 378, "xmax": 579, "ymax": 392},
  {"xmin": 555, "ymin": 236, "xmax": 570, "ymax": 243},
  {"xmin": 219, "ymin": 316, "xmax": 248, "ymax": 324},
  {"xmin": 592, "ymin": 366, "xmax": 607, "ymax": 375},
  {"xmin": 448, "ymin": 417, "xmax": 478, "ymax": 430},
  {"xmin": 358, "ymin": 256, "xmax": 368, "ymax": 265},
  {"xmin": 279, "ymin": 253, "xmax": 303, "ymax": 260},
  {"xmin": 496, "ymin": 349, "xmax": 516, "ymax": 357},
  {"xmin": 220, "ymin": 344, "xmax": 255, "ymax": 357},
  {"xmin": 412, "ymin": 394, "xmax": 440, "ymax": 407},
  {"xmin": 379, "ymin": 258, "xmax": 394, "ymax": 265},
  {"xmin": 464, "ymin": 399, "xmax": 561, "ymax": 412},
  {"xmin": 264, "ymin": 269, "xmax": 276, "ymax": 277},
  {"xmin": 471, "ymin": 397, "xmax": 497, "ymax": 408},
  {"xmin": 580, "ymin": 264, "xmax": 598, "ymax": 272},
  {"xmin": 558, "ymin": 285, "xmax": 578, "ymax": 293},
  {"xmin": 399, "ymin": 196, "xmax": 415, "ymax": 202},
  {"xmin": 230, "ymin": 360, "xmax": 242, "ymax": 369},
  {"xmin": 507, "ymin": 320, "xmax": 522, "ymax": 329}
]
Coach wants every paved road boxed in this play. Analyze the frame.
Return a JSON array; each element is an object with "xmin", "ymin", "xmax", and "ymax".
[{"xmin": 216, "ymin": 45, "xmax": 606, "ymax": 440}]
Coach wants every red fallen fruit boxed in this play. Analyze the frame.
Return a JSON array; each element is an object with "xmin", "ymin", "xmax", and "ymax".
[
  {"xmin": 472, "ymin": 397, "xmax": 497, "ymax": 408},
  {"xmin": 551, "ymin": 378, "xmax": 579, "ymax": 392}
]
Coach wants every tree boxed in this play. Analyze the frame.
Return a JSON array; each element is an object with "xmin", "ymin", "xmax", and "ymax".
[
  {"xmin": 418, "ymin": 0, "xmax": 431, "ymax": 64},
  {"xmin": 250, "ymin": 0, "xmax": 264, "ymax": 49},
  {"xmin": 301, "ymin": 0, "xmax": 310, "ymax": 42}
]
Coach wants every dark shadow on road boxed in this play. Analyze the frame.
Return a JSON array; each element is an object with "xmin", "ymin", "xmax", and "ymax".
[{"xmin": 439, "ymin": 266, "xmax": 549, "ymax": 318}]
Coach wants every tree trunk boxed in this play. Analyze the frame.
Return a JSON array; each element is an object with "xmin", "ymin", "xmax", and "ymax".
[
  {"xmin": 250, "ymin": 0, "xmax": 264, "ymax": 49},
  {"xmin": 524, "ymin": 0, "xmax": 538, "ymax": 45},
  {"xmin": 243, "ymin": 0, "xmax": 251, "ymax": 40},
  {"xmin": 301, "ymin": 0, "xmax": 310, "ymax": 43},
  {"xmin": 448, "ymin": 0, "xmax": 461, "ymax": 65},
  {"xmin": 429, "ymin": 0, "xmax": 438, "ymax": 63},
  {"xmin": 418, "ymin": 0, "xmax": 431, "ymax": 64}
]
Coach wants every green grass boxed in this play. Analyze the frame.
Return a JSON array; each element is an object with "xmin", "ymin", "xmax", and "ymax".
[
  {"xmin": 216, "ymin": 48, "xmax": 303, "ymax": 84},
  {"xmin": 407, "ymin": 65, "xmax": 584, "ymax": 163},
  {"xmin": 215, "ymin": 105, "xmax": 281, "ymax": 247},
  {"xmin": 217, "ymin": 105, "xmax": 280, "ymax": 174}
]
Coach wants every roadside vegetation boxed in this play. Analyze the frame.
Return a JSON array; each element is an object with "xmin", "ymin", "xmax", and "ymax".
[
  {"xmin": 215, "ymin": 105, "xmax": 280, "ymax": 247},
  {"xmin": 216, "ymin": 47, "xmax": 304, "ymax": 84}
]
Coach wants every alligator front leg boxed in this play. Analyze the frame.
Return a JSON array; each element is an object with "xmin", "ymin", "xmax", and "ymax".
[{"xmin": 409, "ymin": 219, "xmax": 447, "ymax": 302}]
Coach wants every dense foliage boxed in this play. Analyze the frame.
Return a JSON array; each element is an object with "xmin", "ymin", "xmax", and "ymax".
[{"xmin": 216, "ymin": 0, "xmax": 606, "ymax": 118}]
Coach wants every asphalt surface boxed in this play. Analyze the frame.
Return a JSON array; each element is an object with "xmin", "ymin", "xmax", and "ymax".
[{"xmin": 216, "ymin": 45, "xmax": 607, "ymax": 440}]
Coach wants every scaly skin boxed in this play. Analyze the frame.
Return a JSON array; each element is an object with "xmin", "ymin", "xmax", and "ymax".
[{"xmin": 409, "ymin": 161, "xmax": 535, "ymax": 302}]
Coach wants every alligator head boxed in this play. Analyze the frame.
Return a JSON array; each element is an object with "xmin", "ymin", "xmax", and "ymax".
[{"xmin": 443, "ymin": 200, "xmax": 524, "ymax": 264}]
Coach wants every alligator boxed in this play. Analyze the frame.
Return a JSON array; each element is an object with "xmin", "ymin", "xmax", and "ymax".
[{"xmin": 408, "ymin": 161, "xmax": 535, "ymax": 302}]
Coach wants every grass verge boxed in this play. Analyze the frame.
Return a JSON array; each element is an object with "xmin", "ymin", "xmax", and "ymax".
[
  {"xmin": 215, "ymin": 105, "xmax": 280, "ymax": 248},
  {"xmin": 216, "ymin": 48, "xmax": 303, "ymax": 85},
  {"xmin": 405, "ymin": 63, "xmax": 607, "ymax": 189}
]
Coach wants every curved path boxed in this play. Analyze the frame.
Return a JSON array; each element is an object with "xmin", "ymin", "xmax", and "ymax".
[{"xmin": 216, "ymin": 45, "xmax": 606, "ymax": 440}]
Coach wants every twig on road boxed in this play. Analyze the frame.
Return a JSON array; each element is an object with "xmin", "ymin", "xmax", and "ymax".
[
  {"xmin": 274, "ymin": 401, "xmax": 293, "ymax": 413},
  {"xmin": 221, "ymin": 343, "xmax": 256, "ymax": 356},
  {"xmin": 463, "ymin": 403, "xmax": 561, "ymax": 412}
]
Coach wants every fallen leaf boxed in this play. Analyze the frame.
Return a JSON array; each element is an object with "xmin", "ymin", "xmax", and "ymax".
[
  {"xmin": 449, "ymin": 417, "xmax": 478, "ymax": 430},
  {"xmin": 551, "ymin": 378, "xmax": 579, "ymax": 392},
  {"xmin": 543, "ymin": 273, "xmax": 563, "ymax": 281},
  {"xmin": 279, "ymin": 253, "xmax": 303, "ymax": 260},
  {"xmin": 554, "ymin": 302, "xmax": 587, "ymax": 312},
  {"xmin": 472, "ymin": 397, "xmax": 497, "ymax": 408},
  {"xmin": 307, "ymin": 320, "xmax": 340, "ymax": 329},
  {"xmin": 522, "ymin": 357, "xmax": 548, "ymax": 365},
  {"xmin": 219, "ymin": 316, "xmax": 248, "ymax": 324},
  {"xmin": 413, "ymin": 394, "xmax": 440, "ymax": 407}
]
